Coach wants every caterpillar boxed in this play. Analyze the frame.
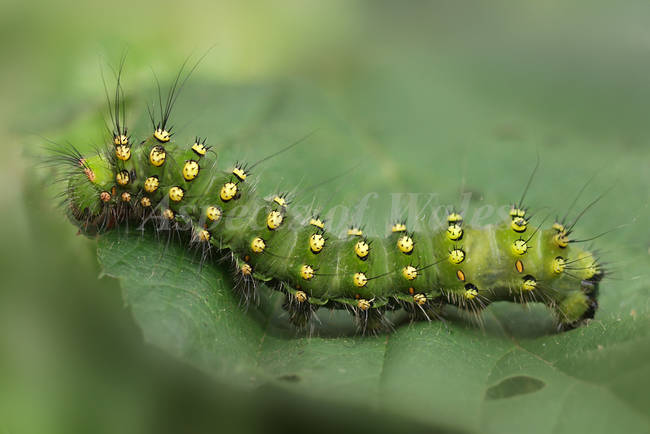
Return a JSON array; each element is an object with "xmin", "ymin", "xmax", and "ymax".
[{"xmin": 50, "ymin": 62, "xmax": 605, "ymax": 334}]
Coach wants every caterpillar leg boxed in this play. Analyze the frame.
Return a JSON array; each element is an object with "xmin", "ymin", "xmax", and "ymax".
[
  {"xmin": 352, "ymin": 303, "xmax": 389, "ymax": 335},
  {"xmin": 233, "ymin": 260, "xmax": 258, "ymax": 308},
  {"xmin": 402, "ymin": 296, "xmax": 445, "ymax": 324},
  {"xmin": 355, "ymin": 309, "xmax": 388, "ymax": 335},
  {"xmin": 283, "ymin": 291, "xmax": 315, "ymax": 329},
  {"xmin": 554, "ymin": 290, "xmax": 597, "ymax": 330}
]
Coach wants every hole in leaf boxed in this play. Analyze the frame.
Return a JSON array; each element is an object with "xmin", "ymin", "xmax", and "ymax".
[
  {"xmin": 485, "ymin": 375, "xmax": 545, "ymax": 400},
  {"xmin": 277, "ymin": 374, "xmax": 301, "ymax": 383}
]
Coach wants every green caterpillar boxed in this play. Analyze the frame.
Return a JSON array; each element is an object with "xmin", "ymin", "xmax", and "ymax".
[{"xmin": 53, "ymin": 65, "xmax": 604, "ymax": 333}]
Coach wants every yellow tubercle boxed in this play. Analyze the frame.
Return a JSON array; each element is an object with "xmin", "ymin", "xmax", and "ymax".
[
  {"xmin": 449, "ymin": 248, "xmax": 465, "ymax": 264},
  {"xmin": 402, "ymin": 266, "xmax": 418, "ymax": 281},
  {"xmin": 232, "ymin": 167, "xmax": 247, "ymax": 181},
  {"xmin": 115, "ymin": 170, "xmax": 130, "ymax": 186},
  {"xmin": 154, "ymin": 128, "xmax": 171, "ymax": 142},
  {"xmin": 464, "ymin": 284, "xmax": 479, "ymax": 300},
  {"xmin": 183, "ymin": 160, "xmax": 200, "ymax": 181},
  {"xmin": 169, "ymin": 187, "xmax": 184, "ymax": 202},
  {"xmin": 240, "ymin": 263, "xmax": 252, "ymax": 275},
  {"xmin": 554, "ymin": 232, "xmax": 569, "ymax": 248},
  {"xmin": 552, "ymin": 222, "xmax": 566, "ymax": 233},
  {"xmin": 353, "ymin": 272, "xmax": 368, "ymax": 287},
  {"xmin": 354, "ymin": 240, "xmax": 370, "ymax": 259},
  {"xmin": 511, "ymin": 217, "xmax": 528, "ymax": 233},
  {"xmin": 113, "ymin": 134, "xmax": 129, "ymax": 145},
  {"xmin": 267, "ymin": 211, "xmax": 283, "ymax": 230},
  {"xmin": 300, "ymin": 265, "xmax": 315, "ymax": 280},
  {"xmin": 309, "ymin": 233, "xmax": 325, "ymax": 253},
  {"xmin": 273, "ymin": 195, "xmax": 287, "ymax": 207},
  {"xmin": 198, "ymin": 229, "xmax": 211, "ymax": 242},
  {"xmin": 144, "ymin": 176, "xmax": 159, "ymax": 193},
  {"xmin": 115, "ymin": 145, "xmax": 131, "ymax": 161},
  {"xmin": 447, "ymin": 224, "xmax": 463, "ymax": 240},
  {"xmin": 192, "ymin": 141, "xmax": 208, "ymax": 156},
  {"xmin": 149, "ymin": 146, "xmax": 166, "ymax": 166},
  {"xmin": 397, "ymin": 235, "xmax": 414, "ymax": 254},
  {"xmin": 522, "ymin": 276, "xmax": 537, "ymax": 291},
  {"xmin": 511, "ymin": 239, "xmax": 528, "ymax": 255},
  {"xmin": 206, "ymin": 206, "xmax": 222, "ymax": 222},
  {"xmin": 447, "ymin": 213, "xmax": 463, "ymax": 224},
  {"xmin": 509, "ymin": 207, "xmax": 526, "ymax": 218},
  {"xmin": 220, "ymin": 182, "xmax": 238, "ymax": 201},
  {"xmin": 347, "ymin": 227, "xmax": 363, "ymax": 236},
  {"xmin": 251, "ymin": 237, "xmax": 266, "ymax": 254},
  {"xmin": 309, "ymin": 217, "xmax": 325, "ymax": 229},
  {"xmin": 552, "ymin": 256, "xmax": 566, "ymax": 274},
  {"xmin": 357, "ymin": 299, "xmax": 371, "ymax": 310}
]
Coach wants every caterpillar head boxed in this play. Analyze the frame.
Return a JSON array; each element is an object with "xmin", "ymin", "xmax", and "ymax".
[{"xmin": 65, "ymin": 154, "xmax": 117, "ymax": 235}]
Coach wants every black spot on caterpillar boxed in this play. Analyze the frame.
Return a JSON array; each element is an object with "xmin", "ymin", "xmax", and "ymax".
[{"xmin": 48, "ymin": 61, "xmax": 606, "ymax": 334}]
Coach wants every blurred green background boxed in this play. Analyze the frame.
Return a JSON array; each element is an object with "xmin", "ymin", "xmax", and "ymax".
[{"xmin": 1, "ymin": 1, "xmax": 649, "ymax": 433}]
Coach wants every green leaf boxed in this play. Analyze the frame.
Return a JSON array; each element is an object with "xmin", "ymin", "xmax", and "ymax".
[{"xmin": 96, "ymin": 76, "xmax": 650, "ymax": 433}]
